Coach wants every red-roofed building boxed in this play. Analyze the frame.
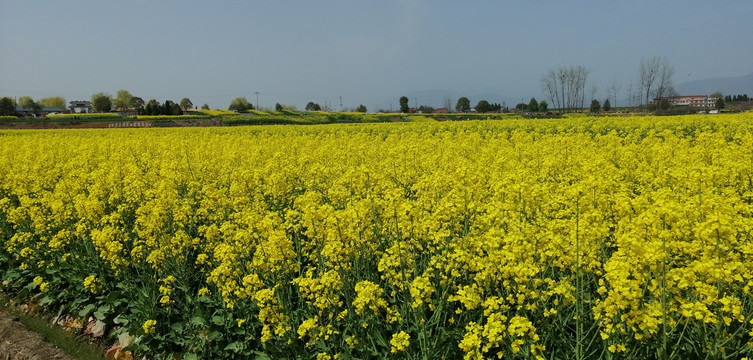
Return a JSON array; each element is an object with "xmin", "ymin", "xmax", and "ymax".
[{"xmin": 653, "ymin": 95, "xmax": 719, "ymax": 107}]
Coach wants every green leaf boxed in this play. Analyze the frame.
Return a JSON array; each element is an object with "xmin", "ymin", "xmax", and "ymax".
[
  {"xmin": 113, "ymin": 314, "xmax": 129, "ymax": 325},
  {"xmin": 171, "ymin": 322, "xmax": 184, "ymax": 333},
  {"xmin": 78, "ymin": 304, "xmax": 96, "ymax": 317},
  {"xmin": 252, "ymin": 351, "xmax": 272, "ymax": 360},
  {"xmin": 189, "ymin": 316, "xmax": 206, "ymax": 326},
  {"xmin": 211, "ymin": 315, "xmax": 224, "ymax": 325},
  {"xmin": 184, "ymin": 354, "xmax": 199, "ymax": 360},
  {"xmin": 39, "ymin": 295, "xmax": 54, "ymax": 306},
  {"xmin": 94, "ymin": 304, "xmax": 112, "ymax": 321},
  {"xmin": 224, "ymin": 342, "xmax": 243, "ymax": 352}
]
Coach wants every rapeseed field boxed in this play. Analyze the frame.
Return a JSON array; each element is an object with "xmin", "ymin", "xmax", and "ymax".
[{"xmin": 1, "ymin": 114, "xmax": 752, "ymax": 359}]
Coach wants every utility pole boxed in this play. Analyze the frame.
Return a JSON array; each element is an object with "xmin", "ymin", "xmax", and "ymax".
[{"xmin": 255, "ymin": 92, "xmax": 260, "ymax": 110}]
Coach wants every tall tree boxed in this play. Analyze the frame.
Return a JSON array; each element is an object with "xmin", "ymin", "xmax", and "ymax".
[
  {"xmin": 229, "ymin": 97, "xmax": 252, "ymax": 112},
  {"xmin": 17, "ymin": 96, "xmax": 39, "ymax": 110},
  {"xmin": 113, "ymin": 90, "xmax": 134, "ymax": 111},
  {"xmin": 180, "ymin": 98, "xmax": 193, "ymax": 111},
  {"xmin": 455, "ymin": 97, "xmax": 471, "ymax": 112},
  {"xmin": 590, "ymin": 99, "xmax": 601, "ymax": 113},
  {"xmin": 399, "ymin": 96, "xmax": 409, "ymax": 113},
  {"xmin": 305, "ymin": 102, "xmax": 322, "ymax": 111},
  {"xmin": 39, "ymin": 96, "xmax": 66, "ymax": 109},
  {"xmin": 0, "ymin": 97, "xmax": 15, "ymax": 115},
  {"xmin": 475, "ymin": 100, "xmax": 491, "ymax": 113},
  {"xmin": 145, "ymin": 99, "xmax": 160, "ymax": 115},
  {"xmin": 639, "ymin": 57, "xmax": 674, "ymax": 105},
  {"xmin": 541, "ymin": 65, "xmax": 590, "ymax": 111},
  {"xmin": 538, "ymin": 100, "xmax": 548, "ymax": 112},
  {"xmin": 355, "ymin": 104, "xmax": 367, "ymax": 113},
  {"xmin": 131, "ymin": 97, "xmax": 145, "ymax": 114},
  {"xmin": 715, "ymin": 97, "xmax": 725, "ymax": 110},
  {"xmin": 164, "ymin": 100, "xmax": 182, "ymax": 115},
  {"xmin": 528, "ymin": 98, "xmax": 539, "ymax": 112},
  {"xmin": 608, "ymin": 80, "xmax": 621, "ymax": 108},
  {"xmin": 22, "ymin": 98, "xmax": 41, "ymax": 113},
  {"xmin": 91, "ymin": 93, "xmax": 113, "ymax": 112},
  {"xmin": 603, "ymin": 98, "xmax": 611, "ymax": 112}
]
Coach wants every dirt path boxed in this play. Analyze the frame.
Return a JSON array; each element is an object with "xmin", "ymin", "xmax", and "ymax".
[{"xmin": 0, "ymin": 307, "xmax": 75, "ymax": 360}]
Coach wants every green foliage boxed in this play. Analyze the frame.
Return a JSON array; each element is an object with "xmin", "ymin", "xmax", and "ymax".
[
  {"xmin": 399, "ymin": 96, "xmax": 409, "ymax": 113},
  {"xmin": 475, "ymin": 100, "xmax": 491, "ymax": 113},
  {"xmin": 603, "ymin": 98, "xmax": 611, "ymax": 112},
  {"xmin": 528, "ymin": 98, "xmax": 539, "ymax": 112},
  {"xmin": 164, "ymin": 100, "xmax": 182, "ymax": 115},
  {"xmin": 539, "ymin": 100, "xmax": 548, "ymax": 112},
  {"xmin": 590, "ymin": 99, "xmax": 601, "ymax": 113},
  {"xmin": 0, "ymin": 97, "xmax": 15, "ymax": 116},
  {"xmin": 305, "ymin": 102, "xmax": 321, "ymax": 111},
  {"xmin": 131, "ymin": 97, "xmax": 145, "ymax": 113},
  {"xmin": 180, "ymin": 98, "xmax": 193, "ymax": 111},
  {"xmin": 18, "ymin": 96, "xmax": 41, "ymax": 112},
  {"xmin": 91, "ymin": 93, "xmax": 113, "ymax": 113},
  {"xmin": 17, "ymin": 96, "xmax": 34, "ymax": 109},
  {"xmin": 229, "ymin": 97, "xmax": 253, "ymax": 112},
  {"xmin": 144, "ymin": 99, "xmax": 160, "ymax": 115},
  {"xmin": 455, "ymin": 97, "xmax": 470, "ymax": 113},
  {"xmin": 715, "ymin": 97, "xmax": 725, "ymax": 110},
  {"xmin": 659, "ymin": 99, "xmax": 671, "ymax": 111},
  {"xmin": 39, "ymin": 96, "xmax": 66, "ymax": 109},
  {"xmin": 113, "ymin": 90, "xmax": 134, "ymax": 111},
  {"xmin": 355, "ymin": 104, "xmax": 367, "ymax": 113}
]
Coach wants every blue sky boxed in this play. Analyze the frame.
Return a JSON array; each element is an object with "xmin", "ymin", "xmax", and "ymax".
[{"xmin": 1, "ymin": 0, "xmax": 751, "ymax": 111}]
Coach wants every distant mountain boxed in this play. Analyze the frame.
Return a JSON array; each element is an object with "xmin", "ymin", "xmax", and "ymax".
[
  {"xmin": 675, "ymin": 72, "xmax": 753, "ymax": 96},
  {"xmin": 374, "ymin": 90, "xmax": 529, "ymax": 112}
]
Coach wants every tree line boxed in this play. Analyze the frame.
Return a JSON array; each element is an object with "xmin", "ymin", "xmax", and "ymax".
[
  {"xmin": 724, "ymin": 94, "xmax": 750, "ymax": 102},
  {"xmin": 89, "ymin": 90, "xmax": 196, "ymax": 115},
  {"xmin": 541, "ymin": 57, "xmax": 677, "ymax": 112},
  {"xmin": 0, "ymin": 96, "xmax": 67, "ymax": 116}
]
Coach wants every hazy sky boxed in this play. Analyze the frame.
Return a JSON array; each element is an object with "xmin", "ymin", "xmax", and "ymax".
[{"xmin": 1, "ymin": 0, "xmax": 751, "ymax": 111}]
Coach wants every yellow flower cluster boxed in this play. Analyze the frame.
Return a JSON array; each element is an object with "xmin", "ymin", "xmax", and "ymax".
[
  {"xmin": 142, "ymin": 319, "xmax": 157, "ymax": 334},
  {"xmin": 2, "ymin": 113, "xmax": 753, "ymax": 358}
]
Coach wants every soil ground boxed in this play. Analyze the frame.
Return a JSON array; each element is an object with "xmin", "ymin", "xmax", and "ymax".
[{"xmin": 0, "ymin": 307, "xmax": 75, "ymax": 360}]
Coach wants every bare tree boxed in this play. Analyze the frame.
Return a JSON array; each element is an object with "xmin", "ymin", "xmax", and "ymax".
[
  {"xmin": 590, "ymin": 83, "xmax": 599, "ymax": 104},
  {"xmin": 608, "ymin": 80, "xmax": 622, "ymax": 108},
  {"xmin": 541, "ymin": 65, "xmax": 590, "ymax": 112},
  {"xmin": 639, "ymin": 57, "xmax": 675, "ymax": 105},
  {"xmin": 654, "ymin": 62, "xmax": 676, "ymax": 99}
]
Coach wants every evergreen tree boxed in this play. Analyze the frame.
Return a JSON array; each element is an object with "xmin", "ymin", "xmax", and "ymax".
[
  {"xmin": 0, "ymin": 97, "xmax": 15, "ymax": 116},
  {"xmin": 590, "ymin": 99, "xmax": 601, "ymax": 113},
  {"xmin": 715, "ymin": 97, "xmax": 725, "ymax": 110},
  {"xmin": 539, "ymin": 100, "xmax": 548, "ymax": 112},
  {"xmin": 399, "ymin": 96, "xmax": 410, "ymax": 113},
  {"xmin": 528, "ymin": 98, "xmax": 539, "ymax": 112}
]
